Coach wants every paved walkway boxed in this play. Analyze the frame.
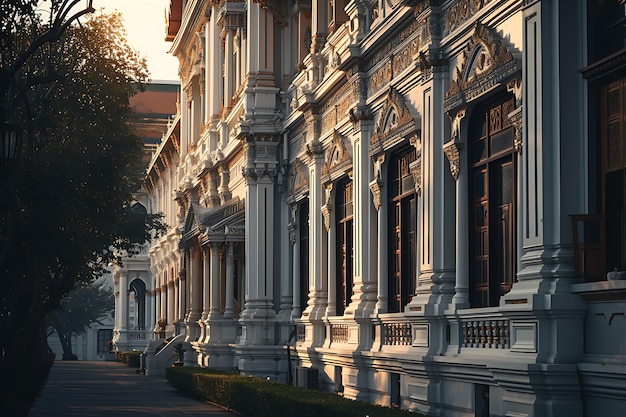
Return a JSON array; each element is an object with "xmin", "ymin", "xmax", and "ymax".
[{"xmin": 29, "ymin": 361, "xmax": 236, "ymax": 416}]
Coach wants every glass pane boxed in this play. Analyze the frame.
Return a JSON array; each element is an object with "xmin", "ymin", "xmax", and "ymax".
[
  {"xmin": 472, "ymin": 138, "xmax": 487, "ymax": 164},
  {"xmin": 490, "ymin": 129, "xmax": 513, "ymax": 156}
]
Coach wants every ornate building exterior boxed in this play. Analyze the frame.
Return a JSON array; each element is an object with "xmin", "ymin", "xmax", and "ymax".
[
  {"xmin": 141, "ymin": 1, "xmax": 626, "ymax": 416},
  {"xmin": 113, "ymin": 82, "xmax": 179, "ymax": 352}
]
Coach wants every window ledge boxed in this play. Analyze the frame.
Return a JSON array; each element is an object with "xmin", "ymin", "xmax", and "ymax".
[{"xmin": 571, "ymin": 280, "xmax": 626, "ymax": 302}]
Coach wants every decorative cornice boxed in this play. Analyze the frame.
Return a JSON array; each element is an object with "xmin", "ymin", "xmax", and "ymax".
[
  {"xmin": 580, "ymin": 48, "xmax": 626, "ymax": 81},
  {"xmin": 322, "ymin": 130, "xmax": 351, "ymax": 176},
  {"xmin": 289, "ymin": 158, "xmax": 309, "ymax": 198},
  {"xmin": 444, "ymin": 21, "xmax": 519, "ymax": 112},
  {"xmin": 370, "ymin": 88, "xmax": 419, "ymax": 157}
]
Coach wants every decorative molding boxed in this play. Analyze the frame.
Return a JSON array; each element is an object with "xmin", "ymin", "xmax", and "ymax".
[
  {"xmin": 408, "ymin": 134, "xmax": 422, "ymax": 196},
  {"xmin": 322, "ymin": 130, "xmax": 351, "ymax": 176},
  {"xmin": 443, "ymin": 108, "xmax": 466, "ymax": 181},
  {"xmin": 288, "ymin": 222, "xmax": 297, "ymax": 245},
  {"xmin": 369, "ymin": 178, "xmax": 383, "ymax": 212},
  {"xmin": 370, "ymin": 88, "xmax": 419, "ymax": 157},
  {"xmin": 506, "ymin": 77, "xmax": 523, "ymax": 154},
  {"xmin": 443, "ymin": 140, "xmax": 462, "ymax": 181},
  {"xmin": 444, "ymin": 22, "xmax": 519, "ymax": 112},
  {"xmin": 289, "ymin": 158, "xmax": 309, "ymax": 198},
  {"xmin": 443, "ymin": 0, "xmax": 495, "ymax": 37},
  {"xmin": 321, "ymin": 183, "xmax": 333, "ymax": 231}
]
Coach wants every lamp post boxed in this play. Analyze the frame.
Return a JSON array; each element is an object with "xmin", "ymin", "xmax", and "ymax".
[
  {"xmin": 0, "ymin": 122, "xmax": 20, "ymax": 266},
  {"xmin": 0, "ymin": 122, "xmax": 21, "ymax": 166}
]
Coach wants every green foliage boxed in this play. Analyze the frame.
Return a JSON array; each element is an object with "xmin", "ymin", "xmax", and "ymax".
[
  {"xmin": 166, "ymin": 367, "xmax": 420, "ymax": 417},
  {"xmin": 116, "ymin": 351, "xmax": 141, "ymax": 368},
  {"xmin": 0, "ymin": 3, "xmax": 163, "ymax": 413},
  {"xmin": 47, "ymin": 279, "xmax": 114, "ymax": 358}
]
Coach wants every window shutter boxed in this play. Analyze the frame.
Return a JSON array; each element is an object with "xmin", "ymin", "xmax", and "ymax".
[{"xmin": 603, "ymin": 80, "xmax": 625, "ymax": 172}]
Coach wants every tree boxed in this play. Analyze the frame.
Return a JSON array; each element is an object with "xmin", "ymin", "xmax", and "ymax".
[
  {"xmin": 46, "ymin": 279, "xmax": 114, "ymax": 360},
  {"xmin": 0, "ymin": 4, "xmax": 164, "ymax": 414}
]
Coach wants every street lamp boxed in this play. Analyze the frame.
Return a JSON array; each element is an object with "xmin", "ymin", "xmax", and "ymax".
[{"xmin": 0, "ymin": 123, "xmax": 20, "ymax": 166}]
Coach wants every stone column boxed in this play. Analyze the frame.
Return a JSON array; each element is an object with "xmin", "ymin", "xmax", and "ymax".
[
  {"xmin": 167, "ymin": 281, "xmax": 176, "ymax": 326},
  {"xmin": 208, "ymin": 242, "xmax": 221, "ymax": 320},
  {"xmin": 160, "ymin": 284, "xmax": 168, "ymax": 328},
  {"xmin": 443, "ymin": 108, "xmax": 469, "ymax": 308},
  {"xmin": 303, "ymin": 138, "xmax": 328, "ymax": 327},
  {"xmin": 371, "ymin": 155, "xmax": 388, "ymax": 313},
  {"xmin": 289, "ymin": 214, "xmax": 301, "ymax": 320},
  {"xmin": 119, "ymin": 272, "xmax": 128, "ymax": 331},
  {"xmin": 239, "ymin": 135, "xmax": 280, "ymax": 346},
  {"xmin": 185, "ymin": 245, "xmax": 203, "ymax": 342},
  {"xmin": 174, "ymin": 276, "xmax": 180, "ymax": 324},
  {"xmin": 323, "ymin": 184, "xmax": 336, "ymax": 317},
  {"xmin": 154, "ymin": 288, "xmax": 161, "ymax": 331},
  {"xmin": 350, "ymin": 105, "xmax": 377, "ymax": 318},
  {"xmin": 224, "ymin": 242, "xmax": 236, "ymax": 319}
]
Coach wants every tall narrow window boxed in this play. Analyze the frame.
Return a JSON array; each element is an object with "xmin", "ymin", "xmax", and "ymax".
[
  {"xmin": 388, "ymin": 148, "xmax": 417, "ymax": 314},
  {"xmin": 601, "ymin": 77, "xmax": 626, "ymax": 273},
  {"xmin": 469, "ymin": 95, "xmax": 517, "ymax": 308},
  {"xmin": 336, "ymin": 179, "xmax": 353, "ymax": 315},
  {"xmin": 299, "ymin": 200, "xmax": 310, "ymax": 313}
]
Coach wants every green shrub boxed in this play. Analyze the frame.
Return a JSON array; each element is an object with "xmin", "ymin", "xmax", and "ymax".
[
  {"xmin": 115, "ymin": 351, "xmax": 141, "ymax": 368},
  {"xmin": 166, "ymin": 367, "xmax": 420, "ymax": 417}
]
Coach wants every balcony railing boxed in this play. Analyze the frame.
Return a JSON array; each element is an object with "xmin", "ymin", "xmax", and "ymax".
[
  {"xmin": 331, "ymin": 324, "xmax": 349, "ymax": 344},
  {"xmin": 462, "ymin": 320, "xmax": 510, "ymax": 349},
  {"xmin": 126, "ymin": 330, "xmax": 149, "ymax": 341},
  {"xmin": 383, "ymin": 322, "xmax": 412, "ymax": 346}
]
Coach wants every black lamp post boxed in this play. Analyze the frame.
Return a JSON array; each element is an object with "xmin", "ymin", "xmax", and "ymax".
[{"xmin": 0, "ymin": 122, "xmax": 20, "ymax": 165}]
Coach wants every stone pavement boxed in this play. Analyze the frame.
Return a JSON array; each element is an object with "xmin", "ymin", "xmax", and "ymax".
[{"xmin": 29, "ymin": 360, "xmax": 237, "ymax": 416}]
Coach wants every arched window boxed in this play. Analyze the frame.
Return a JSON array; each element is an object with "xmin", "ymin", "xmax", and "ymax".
[
  {"xmin": 468, "ymin": 94, "xmax": 517, "ymax": 308},
  {"xmin": 388, "ymin": 147, "xmax": 417, "ymax": 313},
  {"xmin": 129, "ymin": 278, "xmax": 146, "ymax": 330}
]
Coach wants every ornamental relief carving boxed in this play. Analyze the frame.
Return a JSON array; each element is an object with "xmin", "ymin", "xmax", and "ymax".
[
  {"xmin": 443, "ymin": 108, "xmax": 466, "ymax": 181},
  {"xmin": 444, "ymin": 21, "xmax": 519, "ymax": 112},
  {"xmin": 443, "ymin": 0, "xmax": 495, "ymax": 37},
  {"xmin": 322, "ymin": 130, "xmax": 351, "ymax": 177},
  {"xmin": 289, "ymin": 159, "xmax": 309, "ymax": 198},
  {"xmin": 370, "ymin": 88, "xmax": 418, "ymax": 153}
]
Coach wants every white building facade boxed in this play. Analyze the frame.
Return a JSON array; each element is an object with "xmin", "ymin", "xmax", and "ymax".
[{"xmin": 140, "ymin": 1, "xmax": 626, "ymax": 416}]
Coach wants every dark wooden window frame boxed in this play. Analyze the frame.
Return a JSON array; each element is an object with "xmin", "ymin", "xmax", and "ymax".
[
  {"xmin": 387, "ymin": 147, "xmax": 417, "ymax": 314},
  {"xmin": 468, "ymin": 95, "xmax": 517, "ymax": 308},
  {"xmin": 336, "ymin": 179, "xmax": 353, "ymax": 316}
]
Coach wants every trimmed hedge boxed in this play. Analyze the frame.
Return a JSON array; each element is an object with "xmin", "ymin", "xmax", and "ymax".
[
  {"xmin": 166, "ymin": 367, "xmax": 420, "ymax": 417},
  {"xmin": 116, "ymin": 351, "xmax": 141, "ymax": 367}
]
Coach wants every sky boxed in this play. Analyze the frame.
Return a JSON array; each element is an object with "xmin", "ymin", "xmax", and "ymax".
[{"xmin": 96, "ymin": 0, "xmax": 179, "ymax": 81}]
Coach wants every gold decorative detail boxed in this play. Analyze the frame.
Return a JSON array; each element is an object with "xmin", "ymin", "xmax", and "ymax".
[
  {"xmin": 445, "ymin": 22, "xmax": 519, "ymax": 112},
  {"xmin": 289, "ymin": 159, "xmax": 309, "ymax": 197},
  {"xmin": 322, "ymin": 130, "xmax": 351, "ymax": 176},
  {"xmin": 369, "ymin": 178, "xmax": 383, "ymax": 212},
  {"xmin": 370, "ymin": 88, "xmax": 417, "ymax": 148},
  {"xmin": 443, "ymin": 140, "xmax": 463, "ymax": 181}
]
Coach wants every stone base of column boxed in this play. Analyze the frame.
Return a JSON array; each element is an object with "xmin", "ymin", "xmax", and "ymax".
[
  {"xmin": 238, "ymin": 302, "xmax": 277, "ymax": 346},
  {"xmin": 345, "ymin": 281, "xmax": 377, "ymax": 318},
  {"xmin": 406, "ymin": 271, "xmax": 456, "ymax": 317},
  {"xmin": 183, "ymin": 341, "xmax": 198, "ymax": 367},
  {"xmin": 235, "ymin": 345, "xmax": 289, "ymax": 383},
  {"xmin": 184, "ymin": 311, "xmax": 202, "ymax": 343}
]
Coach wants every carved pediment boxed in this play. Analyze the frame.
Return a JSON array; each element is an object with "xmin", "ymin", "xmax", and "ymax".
[
  {"xmin": 289, "ymin": 158, "xmax": 309, "ymax": 198},
  {"xmin": 444, "ymin": 22, "xmax": 520, "ymax": 112},
  {"xmin": 370, "ymin": 88, "xmax": 418, "ymax": 156},
  {"xmin": 322, "ymin": 130, "xmax": 351, "ymax": 176}
]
